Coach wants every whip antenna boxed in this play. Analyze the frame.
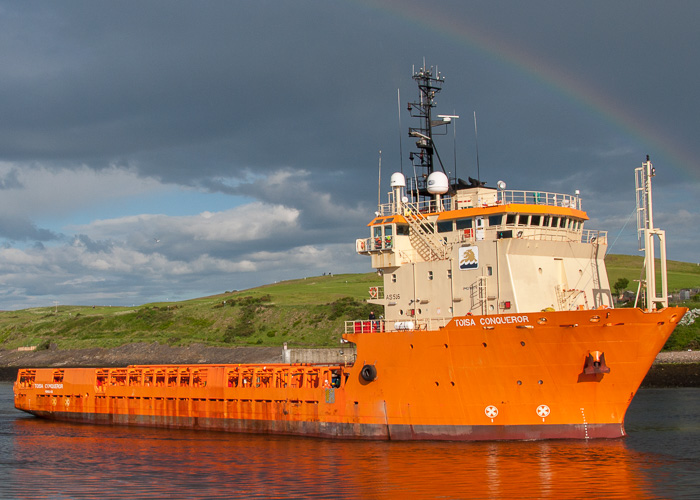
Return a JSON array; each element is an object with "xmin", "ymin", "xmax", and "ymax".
[
  {"xmin": 397, "ymin": 89, "xmax": 404, "ymax": 174},
  {"xmin": 378, "ymin": 150, "xmax": 382, "ymax": 209},
  {"xmin": 473, "ymin": 111, "xmax": 481, "ymax": 182}
]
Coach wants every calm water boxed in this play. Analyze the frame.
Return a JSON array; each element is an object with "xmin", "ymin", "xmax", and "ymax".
[{"xmin": 1, "ymin": 383, "xmax": 698, "ymax": 499}]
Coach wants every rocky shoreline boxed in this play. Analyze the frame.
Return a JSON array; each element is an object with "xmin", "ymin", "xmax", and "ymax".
[{"xmin": 1, "ymin": 344, "xmax": 699, "ymax": 386}]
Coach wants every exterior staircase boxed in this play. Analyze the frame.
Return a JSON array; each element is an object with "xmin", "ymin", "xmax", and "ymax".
[{"xmin": 403, "ymin": 202, "xmax": 448, "ymax": 261}]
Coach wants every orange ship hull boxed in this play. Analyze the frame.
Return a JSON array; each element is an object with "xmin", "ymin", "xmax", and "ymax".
[{"xmin": 14, "ymin": 307, "xmax": 685, "ymax": 441}]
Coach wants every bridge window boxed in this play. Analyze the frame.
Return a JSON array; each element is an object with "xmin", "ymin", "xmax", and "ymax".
[
  {"xmin": 552, "ymin": 217, "xmax": 560, "ymax": 228},
  {"xmin": 542, "ymin": 216, "xmax": 550, "ymax": 227},
  {"xmin": 437, "ymin": 221, "xmax": 453, "ymax": 233},
  {"xmin": 531, "ymin": 215, "xmax": 541, "ymax": 226},
  {"xmin": 506, "ymin": 214, "xmax": 516, "ymax": 225},
  {"xmin": 488, "ymin": 215, "xmax": 503, "ymax": 227},
  {"xmin": 396, "ymin": 224, "xmax": 410, "ymax": 236},
  {"xmin": 455, "ymin": 218, "xmax": 472, "ymax": 230}
]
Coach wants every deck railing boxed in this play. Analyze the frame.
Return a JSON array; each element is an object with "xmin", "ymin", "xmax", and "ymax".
[
  {"xmin": 344, "ymin": 317, "xmax": 452, "ymax": 334},
  {"xmin": 376, "ymin": 188, "xmax": 581, "ymax": 216}
]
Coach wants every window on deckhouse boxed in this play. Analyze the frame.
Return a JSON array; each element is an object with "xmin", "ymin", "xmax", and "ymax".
[
  {"xmin": 488, "ymin": 215, "xmax": 503, "ymax": 227},
  {"xmin": 455, "ymin": 218, "xmax": 472, "ymax": 230},
  {"xmin": 437, "ymin": 221, "xmax": 452, "ymax": 233}
]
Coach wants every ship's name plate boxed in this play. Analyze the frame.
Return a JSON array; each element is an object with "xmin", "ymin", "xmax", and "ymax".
[
  {"xmin": 455, "ymin": 315, "xmax": 530, "ymax": 327},
  {"xmin": 33, "ymin": 383, "xmax": 63, "ymax": 390}
]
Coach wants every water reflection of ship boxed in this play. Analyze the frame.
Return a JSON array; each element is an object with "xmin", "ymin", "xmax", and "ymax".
[{"xmin": 11, "ymin": 417, "xmax": 655, "ymax": 499}]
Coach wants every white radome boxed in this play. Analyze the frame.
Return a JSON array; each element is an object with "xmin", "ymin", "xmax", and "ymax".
[
  {"xmin": 427, "ymin": 171, "xmax": 449, "ymax": 194},
  {"xmin": 390, "ymin": 172, "xmax": 406, "ymax": 188}
]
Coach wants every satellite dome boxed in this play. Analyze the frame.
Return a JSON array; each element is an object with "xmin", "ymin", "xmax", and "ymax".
[
  {"xmin": 427, "ymin": 171, "xmax": 449, "ymax": 194},
  {"xmin": 390, "ymin": 172, "xmax": 406, "ymax": 188}
]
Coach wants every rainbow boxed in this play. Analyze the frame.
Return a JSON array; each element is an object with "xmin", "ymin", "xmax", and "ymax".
[{"xmin": 359, "ymin": 0, "xmax": 697, "ymax": 179}]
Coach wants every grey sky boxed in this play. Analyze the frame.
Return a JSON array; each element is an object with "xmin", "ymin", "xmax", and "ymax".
[{"xmin": 0, "ymin": 1, "xmax": 698, "ymax": 309}]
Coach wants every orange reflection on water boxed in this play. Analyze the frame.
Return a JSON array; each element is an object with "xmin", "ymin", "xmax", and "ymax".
[{"xmin": 11, "ymin": 417, "xmax": 659, "ymax": 499}]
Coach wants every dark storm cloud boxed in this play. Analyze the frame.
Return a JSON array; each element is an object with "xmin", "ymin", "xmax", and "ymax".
[
  {"xmin": 0, "ymin": 1, "xmax": 698, "ymax": 309},
  {"xmin": 0, "ymin": 1, "xmax": 407, "ymax": 185},
  {"xmin": 3, "ymin": 0, "xmax": 697, "ymax": 194}
]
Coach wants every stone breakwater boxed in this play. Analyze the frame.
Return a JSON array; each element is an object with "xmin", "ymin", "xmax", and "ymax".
[
  {"xmin": 1, "ymin": 344, "xmax": 699, "ymax": 386},
  {"xmin": 644, "ymin": 351, "xmax": 700, "ymax": 388}
]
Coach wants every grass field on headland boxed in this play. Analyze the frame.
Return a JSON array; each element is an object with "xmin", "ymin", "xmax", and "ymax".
[{"xmin": 1, "ymin": 255, "xmax": 699, "ymax": 352}]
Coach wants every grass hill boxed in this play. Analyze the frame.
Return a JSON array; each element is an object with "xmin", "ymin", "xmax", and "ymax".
[
  {"xmin": 606, "ymin": 254, "xmax": 700, "ymax": 293},
  {"xmin": 0, "ymin": 273, "xmax": 382, "ymax": 351},
  {"xmin": 1, "ymin": 255, "xmax": 699, "ymax": 353}
]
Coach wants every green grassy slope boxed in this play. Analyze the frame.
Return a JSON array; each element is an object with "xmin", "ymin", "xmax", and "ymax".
[
  {"xmin": 1, "ymin": 255, "xmax": 699, "ymax": 352},
  {"xmin": 605, "ymin": 254, "xmax": 700, "ymax": 293},
  {"xmin": 0, "ymin": 273, "xmax": 382, "ymax": 351}
]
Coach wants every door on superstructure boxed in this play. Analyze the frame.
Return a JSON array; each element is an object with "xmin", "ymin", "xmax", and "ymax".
[{"xmin": 475, "ymin": 216, "xmax": 485, "ymax": 240}]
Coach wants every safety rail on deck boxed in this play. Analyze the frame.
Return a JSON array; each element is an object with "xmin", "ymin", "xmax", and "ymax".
[
  {"xmin": 17, "ymin": 364, "xmax": 348, "ymax": 392},
  {"xmin": 345, "ymin": 317, "xmax": 452, "ymax": 334},
  {"xmin": 582, "ymin": 229, "xmax": 608, "ymax": 244},
  {"xmin": 376, "ymin": 189, "xmax": 581, "ymax": 216},
  {"xmin": 360, "ymin": 236, "xmax": 393, "ymax": 251},
  {"xmin": 497, "ymin": 190, "xmax": 581, "ymax": 210}
]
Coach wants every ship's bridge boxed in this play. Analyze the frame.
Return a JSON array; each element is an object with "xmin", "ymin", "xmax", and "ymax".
[{"xmin": 356, "ymin": 185, "xmax": 607, "ymax": 262}]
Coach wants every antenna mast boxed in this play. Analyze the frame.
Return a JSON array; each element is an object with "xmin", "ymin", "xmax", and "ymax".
[{"xmin": 407, "ymin": 63, "xmax": 448, "ymax": 197}]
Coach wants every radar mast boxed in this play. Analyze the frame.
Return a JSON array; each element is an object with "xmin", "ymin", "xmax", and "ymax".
[{"xmin": 407, "ymin": 64, "xmax": 452, "ymax": 200}]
